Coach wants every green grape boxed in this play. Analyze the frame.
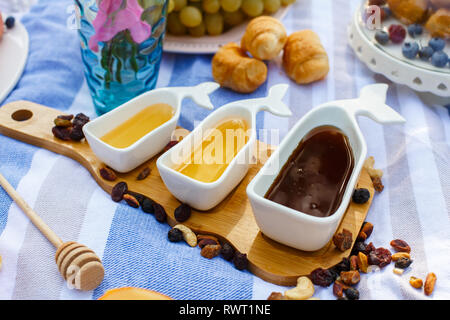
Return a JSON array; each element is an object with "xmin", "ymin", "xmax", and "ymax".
[
  {"xmin": 205, "ymin": 12, "xmax": 224, "ymax": 35},
  {"xmin": 168, "ymin": 0, "xmax": 175, "ymax": 13},
  {"xmin": 202, "ymin": 0, "xmax": 221, "ymax": 14},
  {"xmin": 179, "ymin": 6, "xmax": 203, "ymax": 27},
  {"xmin": 263, "ymin": 0, "xmax": 280, "ymax": 13},
  {"xmin": 241, "ymin": 0, "xmax": 264, "ymax": 17},
  {"xmin": 173, "ymin": 0, "xmax": 187, "ymax": 11},
  {"xmin": 220, "ymin": 0, "xmax": 242, "ymax": 13},
  {"xmin": 281, "ymin": 0, "xmax": 296, "ymax": 5},
  {"xmin": 189, "ymin": 21, "xmax": 206, "ymax": 37},
  {"xmin": 223, "ymin": 9, "xmax": 245, "ymax": 26},
  {"xmin": 167, "ymin": 12, "xmax": 187, "ymax": 35}
]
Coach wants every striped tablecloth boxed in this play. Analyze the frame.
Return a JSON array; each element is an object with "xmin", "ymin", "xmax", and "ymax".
[{"xmin": 0, "ymin": 0, "xmax": 448, "ymax": 300}]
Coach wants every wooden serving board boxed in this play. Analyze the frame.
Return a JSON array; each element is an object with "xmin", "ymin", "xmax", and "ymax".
[{"xmin": 0, "ymin": 101, "xmax": 374, "ymax": 286}]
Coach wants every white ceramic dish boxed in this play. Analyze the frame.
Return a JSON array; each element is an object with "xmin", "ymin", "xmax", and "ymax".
[
  {"xmin": 0, "ymin": 14, "xmax": 29, "ymax": 104},
  {"xmin": 83, "ymin": 82, "xmax": 219, "ymax": 173},
  {"xmin": 157, "ymin": 84, "xmax": 292, "ymax": 211},
  {"xmin": 247, "ymin": 84, "xmax": 406, "ymax": 251},
  {"xmin": 163, "ymin": 6, "xmax": 291, "ymax": 54}
]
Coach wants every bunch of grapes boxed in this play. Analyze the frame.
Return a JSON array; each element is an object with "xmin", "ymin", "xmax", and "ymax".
[{"xmin": 167, "ymin": 0, "xmax": 296, "ymax": 36}]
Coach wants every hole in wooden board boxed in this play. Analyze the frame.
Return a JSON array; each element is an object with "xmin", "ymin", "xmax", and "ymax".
[
  {"xmin": 413, "ymin": 77, "xmax": 422, "ymax": 85},
  {"xmin": 437, "ymin": 83, "xmax": 447, "ymax": 91},
  {"xmin": 11, "ymin": 109, "xmax": 33, "ymax": 121}
]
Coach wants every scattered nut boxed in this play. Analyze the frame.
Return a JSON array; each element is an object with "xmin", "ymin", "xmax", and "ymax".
[
  {"xmin": 392, "ymin": 252, "xmax": 411, "ymax": 261},
  {"xmin": 284, "ymin": 276, "xmax": 315, "ymax": 300},
  {"xmin": 174, "ymin": 224, "xmax": 197, "ymax": 247},
  {"xmin": 174, "ymin": 203, "xmax": 191, "ymax": 222},
  {"xmin": 340, "ymin": 270, "xmax": 360, "ymax": 286},
  {"xmin": 137, "ymin": 167, "xmax": 151, "ymax": 180},
  {"xmin": 201, "ymin": 244, "xmax": 222, "ymax": 259},
  {"xmin": 390, "ymin": 239, "xmax": 411, "ymax": 253},
  {"xmin": 357, "ymin": 252, "xmax": 369, "ymax": 273},
  {"xmin": 333, "ymin": 229, "xmax": 353, "ymax": 251},
  {"xmin": 364, "ymin": 156, "xmax": 383, "ymax": 179},
  {"xmin": 100, "ymin": 167, "xmax": 117, "ymax": 182},
  {"xmin": 393, "ymin": 268, "xmax": 404, "ymax": 275},
  {"xmin": 333, "ymin": 280, "xmax": 349, "ymax": 298},
  {"xmin": 424, "ymin": 272, "xmax": 436, "ymax": 296},
  {"xmin": 111, "ymin": 182, "xmax": 128, "ymax": 202},
  {"xmin": 123, "ymin": 194, "xmax": 139, "ymax": 208},
  {"xmin": 267, "ymin": 292, "xmax": 286, "ymax": 300},
  {"xmin": 409, "ymin": 276, "xmax": 423, "ymax": 289}
]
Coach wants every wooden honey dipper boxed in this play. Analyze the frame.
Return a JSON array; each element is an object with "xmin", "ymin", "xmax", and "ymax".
[{"xmin": 0, "ymin": 173, "xmax": 104, "ymax": 291}]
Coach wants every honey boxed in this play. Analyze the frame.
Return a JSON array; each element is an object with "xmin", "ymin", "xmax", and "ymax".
[
  {"xmin": 175, "ymin": 118, "xmax": 249, "ymax": 183},
  {"xmin": 101, "ymin": 103, "xmax": 174, "ymax": 149}
]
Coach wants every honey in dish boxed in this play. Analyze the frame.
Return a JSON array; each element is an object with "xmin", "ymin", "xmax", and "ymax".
[
  {"xmin": 265, "ymin": 126, "xmax": 354, "ymax": 218},
  {"xmin": 175, "ymin": 118, "xmax": 249, "ymax": 183},
  {"xmin": 101, "ymin": 103, "xmax": 174, "ymax": 149}
]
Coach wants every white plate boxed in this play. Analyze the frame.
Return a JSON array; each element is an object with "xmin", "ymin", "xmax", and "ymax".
[
  {"xmin": 163, "ymin": 6, "xmax": 291, "ymax": 54},
  {"xmin": 0, "ymin": 15, "xmax": 28, "ymax": 104}
]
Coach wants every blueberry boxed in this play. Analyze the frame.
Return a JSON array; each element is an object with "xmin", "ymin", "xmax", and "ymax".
[
  {"xmin": 431, "ymin": 51, "xmax": 448, "ymax": 68},
  {"xmin": 375, "ymin": 30, "xmax": 389, "ymax": 45},
  {"xmin": 352, "ymin": 188, "xmax": 370, "ymax": 204},
  {"xmin": 429, "ymin": 37, "xmax": 445, "ymax": 52},
  {"xmin": 5, "ymin": 16, "xmax": 15, "ymax": 29},
  {"xmin": 402, "ymin": 42, "xmax": 419, "ymax": 59},
  {"xmin": 418, "ymin": 46, "xmax": 434, "ymax": 61},
  {"xmin": 407, "ymin": 24, "xmax": 422, "ymax": 37}
]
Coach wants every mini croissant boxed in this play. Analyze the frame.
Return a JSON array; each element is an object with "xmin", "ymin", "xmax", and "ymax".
[
  {"xmin": 282, "ymin": 30, "xmax": 329, "ymax": 85},
  {"xmin": 212, "ymin": 42, "xmax": 267, "ymax": 93},
  {"xmin": 241, "ymin": 16, "xmax": 287, "ymax": 60},
  {"xmin": 425, "ymin": 8, "xmax": 450, "ymax": 38}
]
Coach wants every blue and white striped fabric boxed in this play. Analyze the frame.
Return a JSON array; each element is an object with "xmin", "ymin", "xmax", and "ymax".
[{"xmin": 0, "ymin": 0, "xmax": 449, "ymax": 300}]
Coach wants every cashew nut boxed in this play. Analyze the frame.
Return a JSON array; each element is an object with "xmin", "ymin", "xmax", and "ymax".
[{"xmin": 284, "ymin": 276, "xmax": 315, "ymax": 300}]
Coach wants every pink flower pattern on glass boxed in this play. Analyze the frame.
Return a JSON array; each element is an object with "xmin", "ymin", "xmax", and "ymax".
[{"xmin": 89, "ymin": 0, "xmax": 152, "ymax": 52}]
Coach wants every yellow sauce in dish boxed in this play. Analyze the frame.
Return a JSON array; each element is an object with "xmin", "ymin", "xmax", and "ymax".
[
  {"xmin": 101, "ymin": 103, "xmax": 174, "ymax": 149},
  {"xmin": 174, "ymin": 118, "xmax": 249, "ymax": 183}
]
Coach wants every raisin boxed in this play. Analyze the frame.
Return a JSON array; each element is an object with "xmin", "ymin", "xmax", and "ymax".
[
  {"xmin": 351, "ymin": 241, "xmax": 367, "ymax": 256},
  {"xmin": 174, "ymin": 203, "xmax": 191, "ymax": 222},
  {"xmin": 395, "ymin": 257, "xmax": 413, "ymax": 269},
  {"xmin": 142, "ymin": 197, "xmax": 155, "ymax": 214},
  {"xmin": 198, "ymin": 238, "xmax": 218, "ymax": 249},
  {"xmin": 333, "ymin": 229, "xmax": 353, "ymax": 251},
  {"xmin": 69, "ymin": 125, "xmax": 85, "ymax": 141},
  {"xmin": 340, "ymin": 270, "xmax": 360, "ymax": 286},
  {"xmin": 163, "ymin": 140, "xmax": 179, "ymax": 152},
  {"xmin": 233, "ymin": 252, "xmax": 248, "ymax": 270},
  {"xmin": 267, "ymin": 292, "xmax": 285, "ymax": 300},
  {"xmin": 137, "ymin": 167, "xmax": 151, "ymax": 180},
  {"xmin": 125, "ymin": 191, "xmax": 146, "ymax": 206},
  {"xmin": 111, "ymin": 182, "xmax": 127, "ymax": 202},
  {"xmin": 350, "ymin": 255, "xmax": 359, "ymax": 271},
  {"xmin": 332, "ymin": 257, "xmax": 351, "ymax": 273},
  {"xmin": 368, "ymin": 247, "xmax": 392, "ymax": 268},
  {"xmin": 123, "ymin": 194, "xmax": 139, "ymax": 208},
  {"xmin": 390, "ymin": 239, "xmax": 411, "ymax": 253},
  {"xmin": 221, "ymin": 243, "xmax": 235, "ymax": 261},
  {"xmin": 100, "ymin": 167, "xmax": 117, "ymax": 182},
  {"xmin": 153, "ymin": 203, "xmax": 167, "ymax": 222},
  {"xmin": 333, "ymin": 281, "xmax": 349, "ymax": 298},
  {"xmin": 168, "ymin": 228, "xmax": 183, "ymax": 242},
  {"xmin": 352, "ymin": 188, "xmax": 370, "ymax": 204},
  {"xmin": 360, "ymin": 222, "xmax": 374, "ymax": 239},
  {"xmin": 57, "ymin": 114, "xmax": 74, "ymax": 121},
  {"xmin": 73, "ymin": 113, "xmax": 90, "ymax": 127},
  {"xmin": 364, "ymin": 242, "xmax": 376, "ymax": 255},
  {"xmin": 52, "ymin": 126, "xmax": 72, "ymax": 141},
  {"xmin": 372, "ymin": 177, "xmax": 384, "ymax": 193},
  {"xmin": 54, "ymin": 118, "xmax": 72, "ymax": 127},
  {"xmin": 344, "ymin": 288, "xmax": 360, "ymax": 300},
  {"xmin": 310, "ymin": 268, "xmax": 335, "ymax": 287},
  {"xmin": 201, "ymin": 244, "xmax": 221, "ymax": 259}
]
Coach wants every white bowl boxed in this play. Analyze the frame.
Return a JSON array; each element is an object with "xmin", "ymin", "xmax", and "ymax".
[
  {"xmin": 157, "ymin": 84, "xmax": 293, "ymax": 211},
  {"xmin": 83, "ymin": 82, "xmax": 219, "ymax": 173},
  {"xmin": 246, "ymin": 84, "xmax": 406, "ymax": 251}
]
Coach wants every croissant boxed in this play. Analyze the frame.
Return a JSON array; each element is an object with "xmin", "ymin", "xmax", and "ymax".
[
  {"xmin": 241, "ymin": 16, "xmax": 287, "ymax": 60},
  {"xmin": 386, "ymin": 0, "xmax": 428, "ymax": 24},
  {"xmin": 0, "ymin": 15, "xmax": 3, "ymax": 41},
  {"xmin": 425, "ymin": 8, "xmax": 450, "ymax": 38},
  {"xmin": 282, "ymin": 30, "xmax": 329, "ymax": 85},
  {"xmin": 212, "ymin": 42, "xmax": 267, "ymax": 93}
]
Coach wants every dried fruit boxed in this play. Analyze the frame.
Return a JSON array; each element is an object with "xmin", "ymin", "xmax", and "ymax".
[
  {"xmin": 233, "ymin": 252, "xmax": 248, "ymax": 270},
  {"xmin": 390, "ymin": 239, "xmax": 411, "ymax": 253},
  {"xmin": 344, "ymin": 287, "xmax": 359, "ymax": 300},
  {"xmin": 340, "ymin": 270, "xmax": 360, "ymax": 286},
  {"xmin": 364, "ymin": 242, "xmax": 376, "ymax": 255},
  {"xmin": 73, "ymin": 113, "xmax": 90, "ymax": 127},
  {"xmin": 125, "ymin": 191, "xmax": 146, "ymax": 206},
  {"xmin": 393, "ymin": 268, "xmax": 404, "ymax": 275},
  {"xmin": 267, "ymin": 292, "xmax": 285, "ymax": 300},
  {"xmin": 357, "ymin": 252, "xmax": 369, "ymax": 273},
  {"xmin": 168, "ymin": 228, "xmax": 184, "ymax": 242},
  {"xmin": 123, "ymin": 194, "xmax": 139, "ymax": 208},
  {"xmin": 174, "ymin": 224, "xmax": 197, "ymax": 247},
  {"xmin": 163, "ymin": 140, "xmax": 179, "ymax": 152},
  {"xmin": 69, "ymin": 125, "xmax": 85, "ymax": 141},
  {"xmin": 368, "ymin": 247, "xmax": 392, "ymax": 268},
  {"xmin": 331, "ymin": 258, "xmax": 351, "ymax": 274},
  {"xmin": 111, "ymin": 182, "xmax": 128, "ymax": 202},
  {"xmin": 310, "ymin": 268, "xmax": 335, "ymax": 287},
  {"xmin": 372, "ymin": 177, "xmax": 384, "ymax": 193},
  {"xmin": 409, "ymin": 276, "xmax": 423, "ymax": 289},
  {"xmin": 333, "ymin": 280, "xmax": 349, "ymax": 298},
  {"xmin": 350, "ymin": 255, "xmax": 359, "ymax": 271},
  {"xmin": 153, "ymin": 203, "xmax": 167, "ymax": 223},
  {"xmin": 174, "ymin": 203, "xmax": 191, "ymax": 222},
  {"xmin": 363, "ymin": 156, "xmax": 384, "ymax": 191},
  {"xmin": 392, "ymin": 252, "xmax": 411, "ymax": 261},
  {"xmin": 220, "ymin": 243, "xmax": 235, "ymax": 261},
  {"xmin": 54, "ymin": 118, "xmax": 72, "ymax": 127},
  {"xmin": 137, "ymin": 167, "xmax": 151, "ymax": 180},
  {"xmin": 57, "ymin": 114, "xmax": 74, "ymax": 121},
  {"xmin": 52, "ymin": 126, "xmax": 72, "ymax": 141},
  {"xmin": 360, "ymin": 222, "xmax": 374, "ymax": 238},
  {"xmin": 100, "ymin": 167, "xmax": 117, "ymax": 182},
  {"xmin": 424, "ymin": 273, "xmax": 436, "ymax": 296},
  {"xmin": 285, "ymin": 276, "xmax": 315, "ymax": 300},
  {"xmin": 395, "ymin": 257, "xmax": 413, "ymax": 269},
  {"xmin": 333, "ymin": 229, "xmax": 353, "ymax": 251},
  {"xmin": 142, "ymin": 197, "xmax": 155, "ymax": 214},
  {"xmin": 351, "ymin": 241, "xmax": 367, "ymax": 256},
  {"xmin": 201, "ymin": 244, "xmax": 222, "ymax": 259},
  {"xmin": 352, "ymin": 188, "xmax": 370, "ymax": 204},
  {"xmin": 197, "ymin": 235, "xmax": 219, "ymax": 248}
]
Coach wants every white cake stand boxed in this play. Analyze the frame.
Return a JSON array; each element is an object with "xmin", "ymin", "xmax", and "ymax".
[{"xmin": 348, "ymin": 3, "xmax": 450, "ymax": 98}]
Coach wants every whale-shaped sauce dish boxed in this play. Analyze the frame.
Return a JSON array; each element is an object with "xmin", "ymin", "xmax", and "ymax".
[
  {"xmin": 246, "ymin": 84, "xmax": 406, "ymax": 251},
  {"xmin": 157, "ymin": 84, "xmax": 293, "ymax": 211},
  {"xmin": 83, "ymin": 82, "xmax": 219, "ymax": 173}
]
